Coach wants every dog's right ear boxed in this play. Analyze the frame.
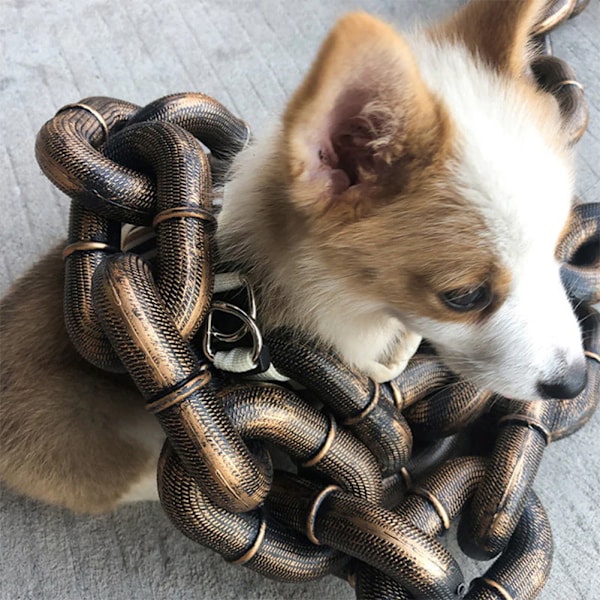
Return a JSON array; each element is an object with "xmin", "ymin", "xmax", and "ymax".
[
  {"xmin": 282, "ymin": 12, "xmax": 446, "ymax": 221},
  {"xmin": 436, "ymin": 0, "xmax": 547, "ymax": 76}
]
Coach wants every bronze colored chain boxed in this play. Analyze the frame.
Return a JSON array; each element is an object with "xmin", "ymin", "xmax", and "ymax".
[{"xmin": 34, "ymin": 3, "xmax": 599, "ymax": 598}]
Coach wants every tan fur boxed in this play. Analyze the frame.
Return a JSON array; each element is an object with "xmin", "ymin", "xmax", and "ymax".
[
  {"xmin": 0, "ymin": 245, "xmax": 161, "ymax": 513},
  {"xmin": 434, "ymin": 0, "xmax": 548, "ymax": 76}
]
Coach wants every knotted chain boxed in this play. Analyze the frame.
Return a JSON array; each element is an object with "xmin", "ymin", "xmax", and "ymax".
[{"xmin": 35, "ymin": 4, "xmax": 599, "ymax": 599}]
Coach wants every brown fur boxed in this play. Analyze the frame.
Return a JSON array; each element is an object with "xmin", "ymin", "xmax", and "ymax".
[
  {"xmin": 0, "ymin": 245, "xmax": 158, "ymax": 513},
  {"xmin": 435, "ymin": 0, "xmax": 548, "ymax": 76}
]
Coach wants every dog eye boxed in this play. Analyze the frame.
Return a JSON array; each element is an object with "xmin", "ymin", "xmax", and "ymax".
[{"xmin": 440, "ymin": 284, "xmax": 491, "ymax": 312}]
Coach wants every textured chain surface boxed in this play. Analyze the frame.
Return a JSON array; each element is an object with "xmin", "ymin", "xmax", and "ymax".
[{"xmin": 34, "ymin": 2, "xmax": 600, "ymax": 598}]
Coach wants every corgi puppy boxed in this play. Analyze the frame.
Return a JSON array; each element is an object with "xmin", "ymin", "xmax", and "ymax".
[
  {"xmin": 0, "ymin": 0, "xmax": 588, "ymax": 513},
  {"xmin": 218, "ymin": 1, "xmax": 587, "ymax": 399}
]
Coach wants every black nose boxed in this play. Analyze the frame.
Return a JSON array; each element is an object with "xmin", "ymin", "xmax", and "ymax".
[{"xmin": 537, "ymin": 364, "xmax": 588, "ymax": 400}]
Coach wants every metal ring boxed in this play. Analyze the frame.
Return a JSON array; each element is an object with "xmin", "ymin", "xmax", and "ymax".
[
  {"xmin": 145, "ymin": 369, "xmax": 212, "ymax": 414},
  {"xmin": 388, "ymin": 379, "xmax": 404, "ymax": 412},
  {"xmin": 62, "ymin": 241, "xmax": 118, "ymax": 260},
  {"xmin": 238, "ymin": 275, "xmax": 257, "ymax": 321},
  {"xmin": 585, "ymin": 350, "xmax": 600, "ymax": 364},
  {"xmin": 211, "ymin": 275, "xmax": 258, "ymax": 344},
  {"xmin": 476, "ymin": 577, "xmax": 514, "ymax": 600},
  {"xmin": 552, "ymin": 79, "xmax": 585, "ymax": 93},
  {"xmin": 56, "ymin": 102, "xmax": 110, "ymax": 144},
  {"xmin": 342, "ymin": 381, "xmax": 380, "ymax": 426},
  {"xmin": 497, "ymin": 414, "xmax": 552, "ymax": 446},
  {"xmin": 306, "ymin": 485, "xmax": 340, "ymax": 545},
  {"xmin": 204, "ymin": 301, "xmax": 263, "ymax": 365},
  {"xmin": 239, "ymin": 119, "xmax": 252, "ymax": 151},
  {"xmin": 400, "ymin": 467, "xmax": 413, "ymax": 490},
  {"xmin": 228, "ymin": 510, "xmax": 267, "ymax": 565},
  {"xmin": 301, "ymin": 414, "xmax": 337, "ymax": 468},
  {"xmin": 152, "ymin": 206, "xmax": 217, "ymax": 228},
  {"xmin": 532, "ymin": 0, "xmax": 577, "ymax": 36},
  {"xmin": 411, "ymin": 486, "xmax": 451, "ymax": 531}
]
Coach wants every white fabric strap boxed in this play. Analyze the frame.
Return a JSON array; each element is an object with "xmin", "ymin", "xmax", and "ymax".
[
  {"xmin": 121, "ymin": 224, "xmax": 155, "ymax": 254},
  {"xmin": 213, "ymin": 348, "xmax": 289, "ymax": 382},
  {"xmin": 214, "ymin": 272, "xmax": 246, "ymax": 294}
]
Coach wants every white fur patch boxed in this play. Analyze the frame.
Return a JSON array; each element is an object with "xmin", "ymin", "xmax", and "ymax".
[
  {"xmin": 119, "ymin": 471, "xmax": 160, "ymax": 504},
  {"xmin": 117, "ymin": 414, "xmax": 164, "ymax": 505},
  {"xmin": 401, "ymin": 35, "xmax": 585, "ymax": 398}
]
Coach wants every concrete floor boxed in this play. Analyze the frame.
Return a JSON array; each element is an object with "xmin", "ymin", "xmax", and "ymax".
[{"xmin": 1, "ymin": 1, "xmax": 599, "ymax": 598}]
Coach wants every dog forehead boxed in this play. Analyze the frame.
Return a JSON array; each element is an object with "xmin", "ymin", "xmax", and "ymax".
[
  {"xmin": 411, "ymin": 36, "xmax": 573, "ymax": 263},
  {"xmin": 455, "ymin": 136, "xmax": 572, "ymax": 269}
]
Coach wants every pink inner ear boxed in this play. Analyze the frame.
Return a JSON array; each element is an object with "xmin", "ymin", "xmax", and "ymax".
[
  {"xmin": 316, "ymin": 90, "xmax": 384, "ymax": 195},
  {"xmin": 334, "ymin": 116, "xmax": 378, "ymax": 184},
  {"xmin": 318, "ymin": 144, "xmax": 352, "ymax": 195}
]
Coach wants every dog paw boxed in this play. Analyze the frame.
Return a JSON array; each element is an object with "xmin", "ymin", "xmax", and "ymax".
[{"xmin": 364, "ymin": 331, "xmax": 422, "ymax": 382}]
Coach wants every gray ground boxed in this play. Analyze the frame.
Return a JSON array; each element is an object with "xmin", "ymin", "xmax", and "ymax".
[{"xmin": 1, "ymin": 1, "xmax": 599, "ymax": 598}]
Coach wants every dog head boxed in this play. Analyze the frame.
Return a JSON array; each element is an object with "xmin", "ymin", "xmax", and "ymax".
[{"xmin": 271, "ymin": 1, "xmax": 587, "ymax": 400}]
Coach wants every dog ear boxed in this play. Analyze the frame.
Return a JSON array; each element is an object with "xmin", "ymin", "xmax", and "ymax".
[
  {"xmin": 436, "ymin": 0, "xmax": 547, "ymax": 76},
  {"xmin": 282, "ymin": 12, "xmax": 445, "ymax": 219}
]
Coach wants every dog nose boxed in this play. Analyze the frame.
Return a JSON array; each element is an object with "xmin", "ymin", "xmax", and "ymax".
[{"xmin": 537, "ymin": 363, "xmax": 588, "ymax": 400}]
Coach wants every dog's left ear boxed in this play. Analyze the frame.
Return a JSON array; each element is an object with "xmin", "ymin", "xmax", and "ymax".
[
  {"xmin": 436, "ymin": 0, "xmax": 547, "ymax": 76},
  {"xmin": 282, "ymin": 12, "xmax": 447, "ymax": 220}
]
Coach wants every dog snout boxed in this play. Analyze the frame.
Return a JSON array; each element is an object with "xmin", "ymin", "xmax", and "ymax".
[{"xmin": 536, "ymin": 358, "xmax": 588, "ymax": 400}]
